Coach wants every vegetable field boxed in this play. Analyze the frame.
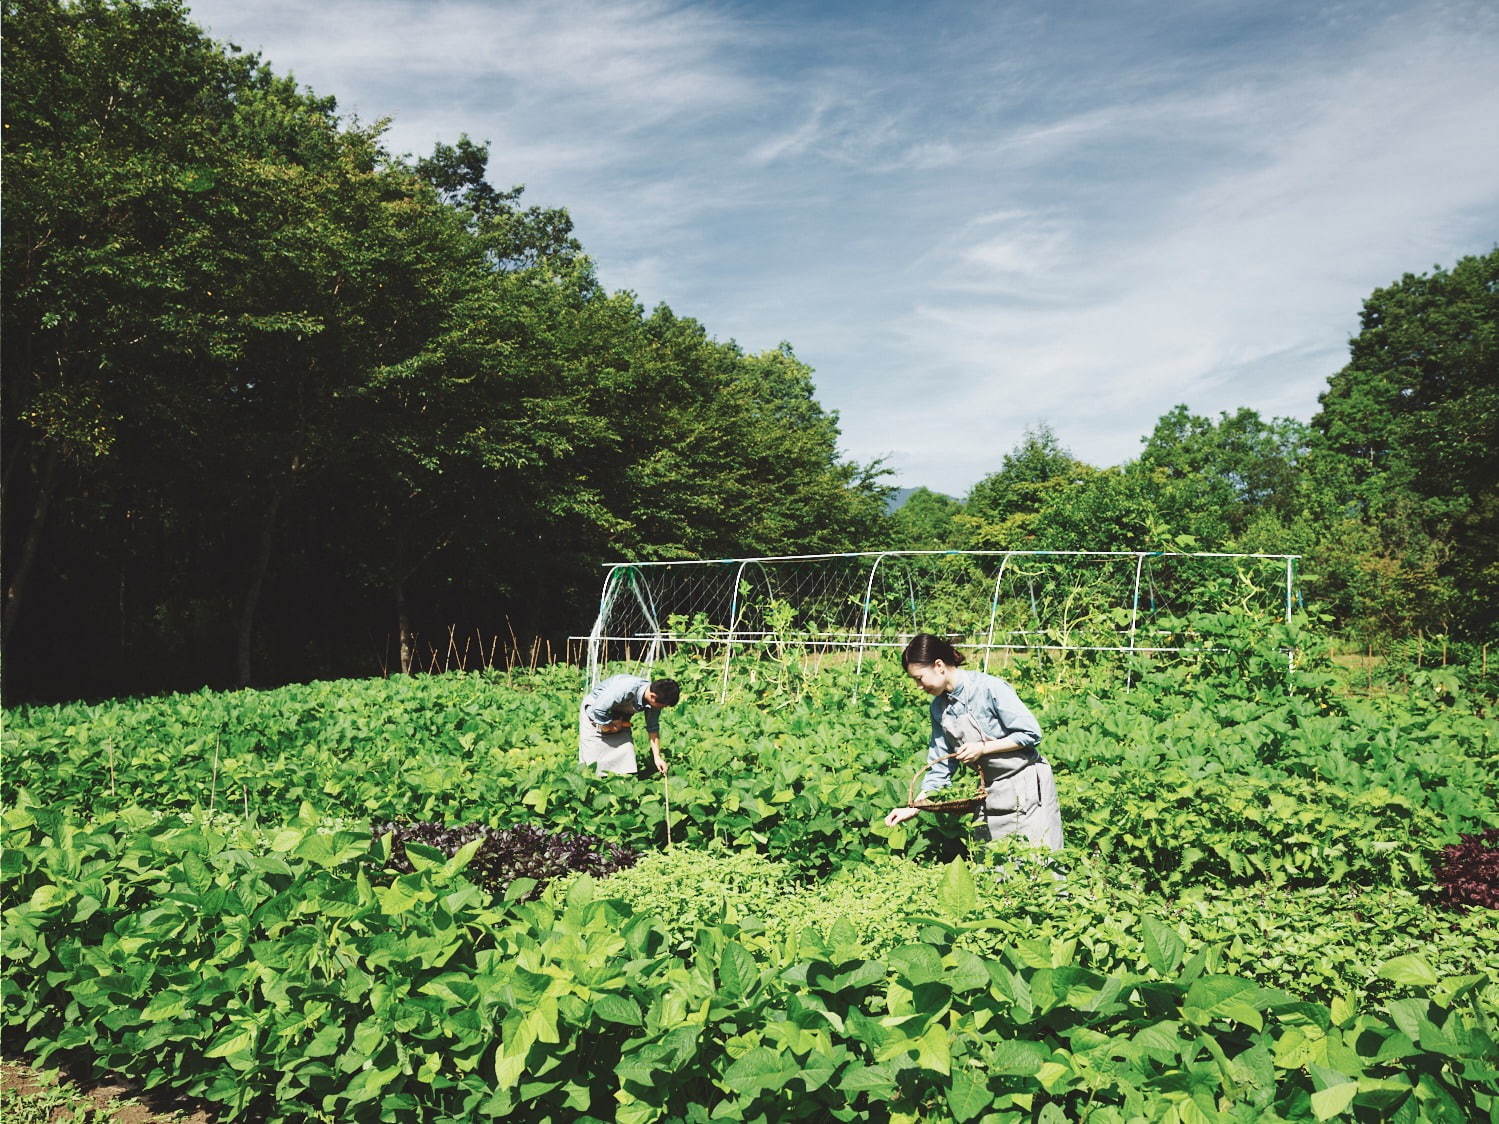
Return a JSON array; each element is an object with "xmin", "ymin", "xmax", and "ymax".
[{"xmin": 3, "ymin": 639, "xmax": 1496, "ymax": 1122}]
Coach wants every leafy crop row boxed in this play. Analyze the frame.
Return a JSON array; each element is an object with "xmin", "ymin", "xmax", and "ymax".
[
  {"xmin": 4, "ymin": 801, "xmax": 1494, "ymax": 1123},
  {"xmin": 3, "ymin": 659, "xmax": 1492, "ymax": 892}
]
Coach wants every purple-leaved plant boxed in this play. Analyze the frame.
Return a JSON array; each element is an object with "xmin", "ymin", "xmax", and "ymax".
[
  {"xmin": 374, "ymin": 819, "xmax": 639, "ymax": 900},
  {"xmin": 1432, "ymin": 827, "xmax": 1499, "ymax": 913}
]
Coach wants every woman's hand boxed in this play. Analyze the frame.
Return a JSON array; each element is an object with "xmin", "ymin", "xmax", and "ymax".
[
  {"xmin": 955, "ymin": 739, "xmax": 1018, "ymax": 763},
  {"xmin": 884, "ymin": 806, "xmax": 921, "ymax": 827}
]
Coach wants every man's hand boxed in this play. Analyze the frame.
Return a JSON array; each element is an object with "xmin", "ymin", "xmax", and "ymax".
[
  {"xmin": 884, "ymin": 806, "xmax": 920, "ymax": 826},
  {"xmin": 653, "ymin": 752, "xmax": 669, "ymax": 775},
  {"xmin": 597, "ymin": 718, "xmax": 632, "ymax": 735}
]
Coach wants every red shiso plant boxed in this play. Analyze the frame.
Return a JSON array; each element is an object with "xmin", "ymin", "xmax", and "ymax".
[
  {"xmin": 375, "ymin": 820, "xmax": 639, "ymax": 901},
  {"xmin": 1432, "ymin": 827, "xmax": 1499, "ymax": 913}
]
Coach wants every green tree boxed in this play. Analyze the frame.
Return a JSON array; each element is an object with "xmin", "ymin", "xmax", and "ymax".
[
  {"xmin": 1139, "ymin": 406, "xmax": 1309, "ymax": 540},
  {"xmin": 888, "ymin": 487, "xmax": 962, "ymax": 549},
  {"xmin": 1310, "ymin": 249, "xmax": 1499, "ymax": 638},
  {"xmin": 959, "ymin": 424, "xmax": 1091, "ymax": 548},
  {"xmin": 0, "ymin": 0, "xmax": 899, "ymax": 702}
]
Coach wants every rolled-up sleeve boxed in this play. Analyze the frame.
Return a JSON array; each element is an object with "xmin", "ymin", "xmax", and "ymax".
[
  {"xmin": 584, "ymin": 676, "xmax": 635, "ymax": 726},
  {"xmin": 920, "ymin": 700, "xmax": 958, "ymax": 792},
  {"xmin": 983, "ymin": 680, "xmax": 1041, "ymax": 749}
]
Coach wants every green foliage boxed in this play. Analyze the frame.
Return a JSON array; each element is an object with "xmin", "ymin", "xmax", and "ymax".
[
  {"xmin": 4, "ymin": 643, "xmax": 1492, "ymax": 884},
  {"xmin": 0, "ymin": 1082, "xmax": 117, "ymax": 1124},
  {"xmin": 886, "ymin": 487, "xmax": 963, "ymax": 550},
  {"xmin": 0, "ymin": 0, "xmax": 889, "ymax": 702},
  {"xmin": 961, "ymin": 424, "xmax": 1092, "ymax": 549},
  {"xmin": 5, "ymin": 801, "xmax": 1495, "ymax": 1122},
  {"xmin": 1309, "ymin": 249, "xmax": 1499, "ymax": 640},
  {"xmin": 4, "ymin": 647, "xmax": 1497, "ymax": 1119}
]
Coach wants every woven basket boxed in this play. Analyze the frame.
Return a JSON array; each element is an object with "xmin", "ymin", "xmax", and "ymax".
[{"xmin": 906, "ymin": 751, "xmax": 987, "ymax": 814}]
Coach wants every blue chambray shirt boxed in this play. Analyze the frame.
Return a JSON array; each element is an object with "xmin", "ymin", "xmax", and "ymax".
[
  {"xmin": 583, "ymin": 674, "xmax": 661, "ymax": 734},
  {"xmin": 921, "ymin": 669, "xmax": 1042, "ymax": 792}
]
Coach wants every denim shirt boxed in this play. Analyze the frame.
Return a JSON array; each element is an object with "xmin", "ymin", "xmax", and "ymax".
[
  {"xmin": 922, "ymin": 669, "xmax": 1042, "ymax": 792},
  {"xmin": 584, "ymin": 674, "xmax": 661, "ymax": 734}
]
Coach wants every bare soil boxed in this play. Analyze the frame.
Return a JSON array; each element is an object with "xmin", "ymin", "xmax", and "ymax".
[{"xmin": 2, "ymin": 1055, "xmax": 217, "ymax": 1123}]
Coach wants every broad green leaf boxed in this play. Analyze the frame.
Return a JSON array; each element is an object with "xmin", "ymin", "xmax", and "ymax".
[
  {"xmin": 592, "ymin": 994, "xmax": 642, "ymax": 1026},
  {"xmin": 1377, "ymin": 956, "xmax": 1438, "ymax": 987},
  {"xmin": 718, "ymin": 941, "xmax": 756, "ymax": 999},
  {"xmin": 724, "ymin": 1046, "xmax": 804, "ymax": 1093},
  {"xmin": 889, "ymin": 943, "xmax": 945, "ymax": 986},
  {"xmin": 839, "ymin": 1062, "xmax": 898, "ymax": 1096},
  {"xmin": 1311, "ymin": 1079, "xmax": 1358, "ymax": 1120},
  {"xmin": 343, "ymin": 1063, "xmax": 399, "ymax": 1105},
  {"xmin": 939, "ymin": 860, "xmax": 977, "ymax": 914},
  {"xmin": 987, "ymin": 1040, "xmax": 1045, "ymax": 1076},
  {"xmin": 1183, "ymin": 976, "xmax": 1268, "ymax": 1029},
  {"xmin": 948, "ymin": 1069, "xmax": 991, "ymax": 1122},
  {"xmin": 913, "ymin": 1022, "xmax": 952, "ymax": 1075},
  {"xmin": 203, "ymin": 1027, "xmax": 255, "ymax": 1058},
  {"xmin": 376, "ymin": 879, "xmax": 421, "ymax": 915},
  {"xmin": 1142, "ymin": 915, "xmax": 1186, "ymax": 975},
  {"xmin": 402, "ymin": 841, "xmax": 446, "ymax": 872},
  {"xmin": 441, "ymin": 836, "xmax": 485, "ymax": 877},
  {"xmin": 521, "ymin": 788, "xmax": 549, "ymax": 813}
]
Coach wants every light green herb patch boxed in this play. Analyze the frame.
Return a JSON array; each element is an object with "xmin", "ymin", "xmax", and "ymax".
[{"xmin": 586, "ymin": 845, "xmax": 1499, "ymax": 1015}]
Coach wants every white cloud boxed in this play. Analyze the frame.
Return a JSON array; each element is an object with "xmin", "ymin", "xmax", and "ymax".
[
  {"xmin": 874, "ymin": 8, "xmax": 1499, "ymax": 490},
  {"xmin": 182, "ymin": 0, "xmax": 1499, "ymax": 496}
]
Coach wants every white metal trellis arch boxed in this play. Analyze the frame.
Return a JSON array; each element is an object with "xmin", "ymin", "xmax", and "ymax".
[{"xmin": 579, "ymin": 549, "xmax": 1301, "ymax": 697}]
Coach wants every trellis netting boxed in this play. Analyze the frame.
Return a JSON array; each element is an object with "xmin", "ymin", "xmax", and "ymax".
[{"xmin": 579, "ymin": 550, "xmax": 1301, "ymax": 693}]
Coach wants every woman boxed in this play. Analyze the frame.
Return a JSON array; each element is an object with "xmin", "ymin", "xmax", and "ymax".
[
  {"xmin": 884, "ymin": 634, "xmax": 1063, "ymax": 851},
  {"xmin": 579, "ymin": 674, "xmax": 679, "ymax": 776}
]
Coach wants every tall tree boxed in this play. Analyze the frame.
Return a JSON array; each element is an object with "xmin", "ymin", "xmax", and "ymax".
[
  {"xmin": 888, "ymin": 488, "xmax": 962, "ymax": 549},
  {"xmin": 1139, "ymin": 406, "xmax": 1310, "ymax": 540},
  {"xmin": 1311, "ymin": 249, "xmax": 1499, "ymax": 637},
  {"xmin": 960, "ymin": 425, "xmax": 1091, "ymax": 548}
]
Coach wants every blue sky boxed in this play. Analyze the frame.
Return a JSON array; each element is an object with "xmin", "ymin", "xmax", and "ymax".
[{"xmin": 184, "ymin": 0, "xmax": 1499, "ymax": 496}]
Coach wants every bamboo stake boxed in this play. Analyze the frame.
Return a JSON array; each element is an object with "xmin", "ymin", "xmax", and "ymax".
[
  {"xmin": 662, "ymin": 769, "xmax": 672, "ymax": 849},
  {"xmin": 209, "ymin": 733, "xmax": 220, "ymax": 814}
]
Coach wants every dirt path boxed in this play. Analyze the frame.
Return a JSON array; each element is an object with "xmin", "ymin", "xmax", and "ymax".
[{"xmin": 2, "ymin": 1057, "xmax": 217, "ymax": 1123}]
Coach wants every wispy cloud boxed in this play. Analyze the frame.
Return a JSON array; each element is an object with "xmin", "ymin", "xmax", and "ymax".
[{"xmin": 185, "ymin": 0, "xmax": 1499, "ymax": 495}]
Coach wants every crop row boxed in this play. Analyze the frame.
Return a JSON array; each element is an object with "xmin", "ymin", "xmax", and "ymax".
[
  {"xmin": 3, "ymin": 660, "xmax": 1493, "ymax": 891},
  {"xmin": 4, "ymin": 802, "xmax": 1494, "ymax": 1123}
]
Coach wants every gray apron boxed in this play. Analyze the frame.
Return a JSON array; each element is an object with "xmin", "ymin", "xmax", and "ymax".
[
  {"xmin": 578, "ymin": 703, "xmax": 638, "ymax": 775},
  {"xmin": 941, "ymin": 710, "xmax": 1064, "ymax": 851}
]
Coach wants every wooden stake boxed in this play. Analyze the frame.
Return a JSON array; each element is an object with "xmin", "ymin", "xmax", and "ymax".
[
  {"xmin": 210, "ymin": 733, "xmax": 220, "ymax": 814},
  {"xmin": 662, "ymin": 769, "xmax": 672, "ymax": 849}
]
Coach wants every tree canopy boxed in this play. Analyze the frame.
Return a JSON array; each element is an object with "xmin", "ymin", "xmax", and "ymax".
[
  {"xmin": 1, "ymin": 0, "xmax": 888, "ymax": 701},
  {"xmin": 4, "ymin": 0, "xmax": 1494, "ymax": 703}
]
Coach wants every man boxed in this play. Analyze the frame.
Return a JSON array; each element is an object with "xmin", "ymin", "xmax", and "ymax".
[{"xmin": 578, "ymin": 674, "xmax": 680, "ymax": 776}]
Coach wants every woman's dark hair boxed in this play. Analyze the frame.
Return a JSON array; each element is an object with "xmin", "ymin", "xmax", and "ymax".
[
  {"xmin": 648, "ymin": 678, "xmax": 681, "ymax": 706},
  {"xmin": 901, "ymin": 634, "xmax": 964, "ymax": 669}
]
